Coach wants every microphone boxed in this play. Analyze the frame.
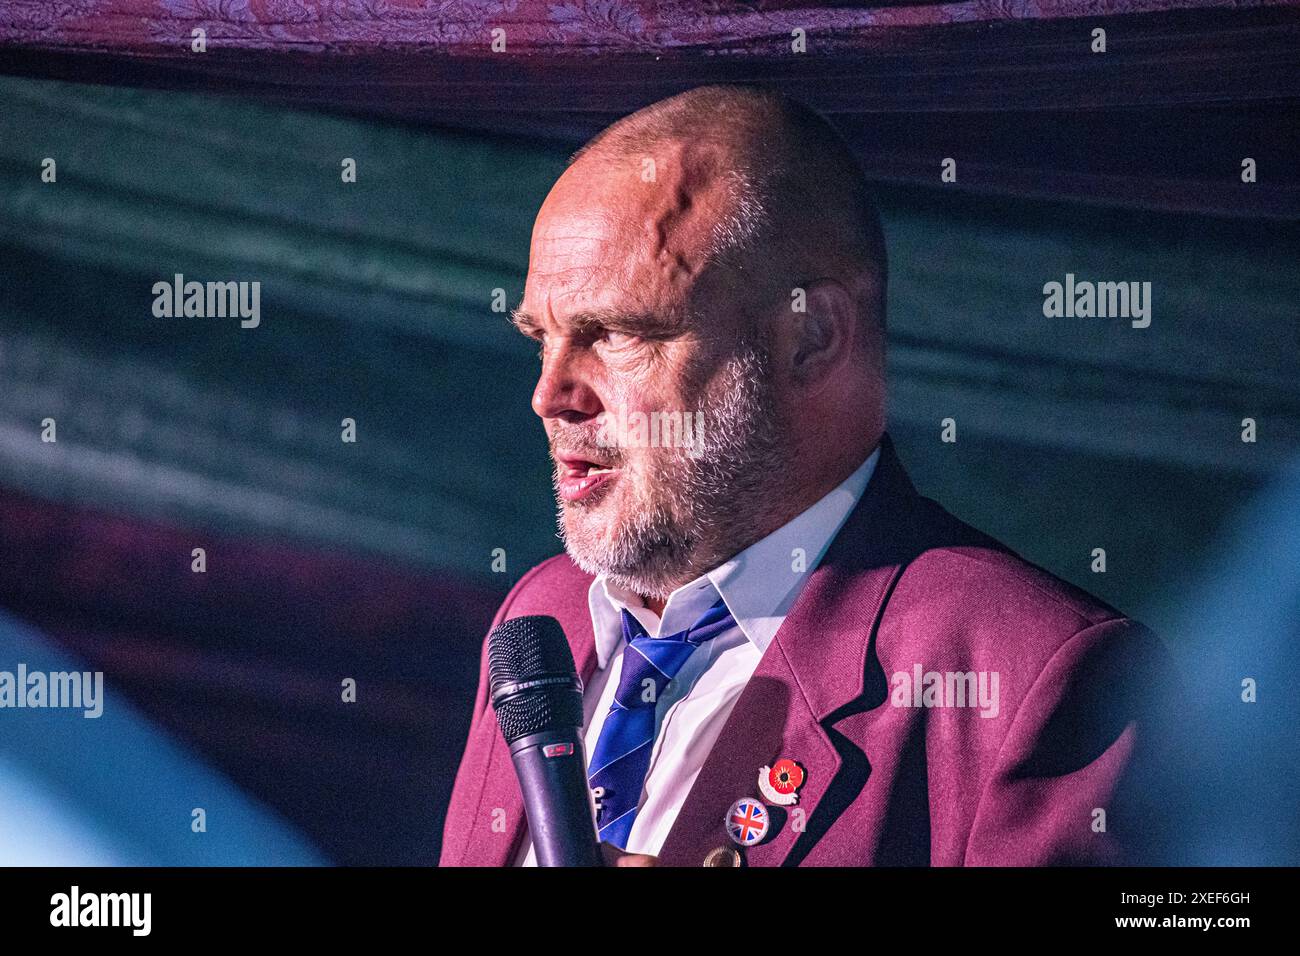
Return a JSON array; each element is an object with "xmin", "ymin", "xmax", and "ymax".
[{"xmin": 488, "ymin": 615, "xmax": 603, "ymax": 867}]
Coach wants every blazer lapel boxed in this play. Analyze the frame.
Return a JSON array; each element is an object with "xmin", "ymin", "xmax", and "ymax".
[
  {"xmin": 657, "ymin": 435, "xmax": 926, "ymax": 867},
  {"xmin": 456, "ymin": 577, "xmax": 599, "ymax": 866},
  {"xmin": 655, "ymin": 635, "xmax": 845, "ymax": 867}
]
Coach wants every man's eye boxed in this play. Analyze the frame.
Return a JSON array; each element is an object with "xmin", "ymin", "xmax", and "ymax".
[{"xmin": 601, "ymin": 329, "xmax": 638, "ymax": 348}]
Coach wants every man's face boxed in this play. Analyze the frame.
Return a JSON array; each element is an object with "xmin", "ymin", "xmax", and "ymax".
[{"xmin": 515, "ymin": 150, "xmax": 784, "ymax": 598}]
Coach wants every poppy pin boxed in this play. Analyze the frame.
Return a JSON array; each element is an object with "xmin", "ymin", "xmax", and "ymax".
[{"xmin": 757, "ymin": 757, "xmax": 806, "ymax": 806}]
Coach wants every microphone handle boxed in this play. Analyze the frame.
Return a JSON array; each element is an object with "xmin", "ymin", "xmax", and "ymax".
[{"xmin": 509, "ymin": 728, "xmax": 604, "ymax": 867}]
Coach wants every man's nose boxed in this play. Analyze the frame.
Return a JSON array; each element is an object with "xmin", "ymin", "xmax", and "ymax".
[{"xmin": 531, "ymin": 338, "xmax": 601, "ymax": 423}]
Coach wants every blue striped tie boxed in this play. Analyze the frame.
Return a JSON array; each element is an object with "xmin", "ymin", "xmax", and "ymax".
[{"xmin": 587, "ymin": 597, "xmax": 735, "ymax": 848}]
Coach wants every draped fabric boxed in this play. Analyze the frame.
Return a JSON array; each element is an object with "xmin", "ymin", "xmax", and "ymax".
[{"xmin": 2, "ymin": 1, "xmax": 1299, "ymax": 216}]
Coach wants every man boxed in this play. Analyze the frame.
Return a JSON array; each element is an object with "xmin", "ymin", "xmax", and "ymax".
[{"xmin": 440, "ymin": 85, "xmax": 1176, "ymax": 867}]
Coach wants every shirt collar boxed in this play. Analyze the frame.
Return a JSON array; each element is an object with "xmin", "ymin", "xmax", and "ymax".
[{"xmin": 587, "ymin": 446, "xmax": 881, "ymax": 668}]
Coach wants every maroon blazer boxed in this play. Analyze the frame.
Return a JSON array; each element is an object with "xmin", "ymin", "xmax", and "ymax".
[{"xmin": 440, "ymin": 435, "xmax": 1178, "ymax": 866}]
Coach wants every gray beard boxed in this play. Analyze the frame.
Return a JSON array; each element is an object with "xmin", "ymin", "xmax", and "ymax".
[{"xmin": 555, "ymin": 344, "xmax": 786, "ymax": 600}]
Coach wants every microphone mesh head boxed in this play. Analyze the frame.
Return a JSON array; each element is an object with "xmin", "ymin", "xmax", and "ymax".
[{"xmin": 488, "ymin": 615, "xmax": 583, "ymax": 744}]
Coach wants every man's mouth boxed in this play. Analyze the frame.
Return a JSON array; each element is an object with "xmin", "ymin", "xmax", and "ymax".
[{"xmin": 555, "ymin": 453, "xmax": 621, "ymax": 503}]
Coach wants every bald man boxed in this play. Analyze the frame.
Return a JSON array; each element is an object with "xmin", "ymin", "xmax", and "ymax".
[{"xmin": 440, "ymin": 86, "xmax": 1176, "ymax": 867}]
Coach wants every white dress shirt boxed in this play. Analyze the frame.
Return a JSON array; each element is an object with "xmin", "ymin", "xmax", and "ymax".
[{"xmin": 518, "ymin": 446, "xmax": 880, "ymax": 864}]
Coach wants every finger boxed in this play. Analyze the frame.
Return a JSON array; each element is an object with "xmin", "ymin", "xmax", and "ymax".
[
  {"xmin": 614, "ymin": 852, "xmax": 658, "ymax": 867},
  {"xmin": 598, "ymin": 841, "xmax": 659, "ymax": 867},
  {"xmin": 598, "ymin": 841, "xmax": 624, "ymax": 866}
]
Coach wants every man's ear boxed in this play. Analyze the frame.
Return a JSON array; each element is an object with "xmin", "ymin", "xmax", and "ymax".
[{"xmin": 788, "ymin": 278, "xmax": 857, "ymax": 387}]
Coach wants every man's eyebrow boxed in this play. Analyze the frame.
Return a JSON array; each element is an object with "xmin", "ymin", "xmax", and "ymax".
[
  {"xmin": 509, "ymin": 308, "xmax": 686, "ymax": 338},
  {"xmin": 509, "ymin": 308, "xmax": 542, "ymax": 336}
]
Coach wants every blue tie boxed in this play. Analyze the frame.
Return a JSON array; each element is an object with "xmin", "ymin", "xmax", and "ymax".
[{"xmin": 587, "ymin": 597, "xmax": 735, "ymax": 848}]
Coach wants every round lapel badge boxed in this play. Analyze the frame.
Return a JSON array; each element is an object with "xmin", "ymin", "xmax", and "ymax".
[
  {"xmin": 725, "ymin": 798, "xmax": 769, "ymax": 847},
  {"xmin": 703, "ymin": 846, "xmax": 742, "ymax": 867}
]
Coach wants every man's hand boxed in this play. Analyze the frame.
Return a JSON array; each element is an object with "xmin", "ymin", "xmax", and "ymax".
[{"xmin": 600, "ymin": 842, "xmax": 658, "ymax": 866}]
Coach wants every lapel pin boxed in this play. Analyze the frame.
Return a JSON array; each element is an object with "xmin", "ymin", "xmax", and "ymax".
[
  {"xmin": 703, "ymin": 846, "xmax": 742, "ymax": 867},
  {"xmin": 758, "ymin": 757, "xmax": 806, "ymax": 806},
  {"xmin": 726, "ymin": 797, "xmax": 769, "ymax": 847}
]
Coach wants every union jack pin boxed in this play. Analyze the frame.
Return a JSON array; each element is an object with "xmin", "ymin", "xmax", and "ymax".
[{"xmin": 725, "ymin": 798, "xmax": 769, "ymax": 847}]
